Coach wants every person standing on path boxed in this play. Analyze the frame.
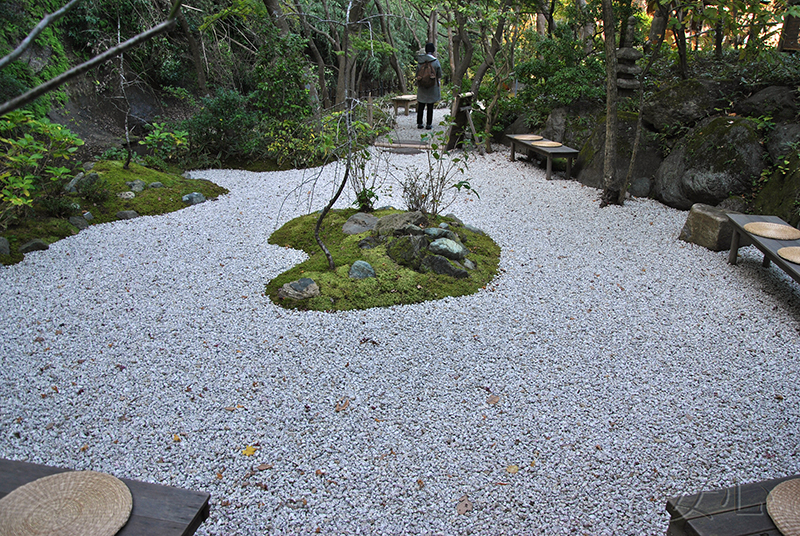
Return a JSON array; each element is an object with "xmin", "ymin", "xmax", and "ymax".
[{"xmin": 416, "ymin": 42, "xmax": 442, "ymax": 130}]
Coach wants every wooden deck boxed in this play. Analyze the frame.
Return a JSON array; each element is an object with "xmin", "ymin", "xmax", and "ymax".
[
  {"xmin": 507, "ymin": 134, "xmax": 580, "ymax": 181},
  {"xmin": 0, "ymin": 459, "xmax": 210, "ymax": 536},
  {"xmin": 727, "ymin": 213, "xmax": 800, "ymax": 286},
  {"xmin": 666, "ymin": 475, "xmax": 798, "ymax": 536}
]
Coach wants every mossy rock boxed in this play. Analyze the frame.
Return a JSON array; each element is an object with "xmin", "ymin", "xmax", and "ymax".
[{"xmin": 753, "ymin": 152, "xmax": 800, "ymax": 228}]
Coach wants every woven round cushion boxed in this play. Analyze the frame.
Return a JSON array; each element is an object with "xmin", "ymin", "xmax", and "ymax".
[
  {"xmin": 0, "ymin": 471, "xmax": 132, "ymax": 536},
  {"xmin": 531, "ymin": 140, "xmax": 562, "ymax": 148},
  {"xmin": 513, "ymin": 134, "xmax": 543, "ymax": 141},
  {"xmin": 768, "ymin": 479, "xmax": 800, "ymax": 536},
  {"xmin": 743, "ymin": 221, "xmax": 800, "ymax": 240},
  {"xmin": 778, "ymin": 247, "xmax": 800, "ymax": 265}
]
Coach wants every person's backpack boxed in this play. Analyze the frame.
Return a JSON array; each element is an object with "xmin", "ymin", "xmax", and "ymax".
[{"xmin": 416, "ymin": 61, "xmax": 436, "ymax": 89}]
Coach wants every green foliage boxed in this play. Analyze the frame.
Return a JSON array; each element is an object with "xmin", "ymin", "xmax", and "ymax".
[
  {"xmin": 0, "ymin": 111, "xmax": 84, "ymax": 229},
  {"xmin": 182, "ymin": 88, "xmax": 259, "ymax": 162},
  {"xmin": 353, "ymin": 187, "xmax": 378, "ymax": 212},
  {"xmin": 75, "ymin": 172, "xmax": 110, "ymax": 204},
  {"xmin": 251, "ymin": 32, "xmax": 312, "ymax": 121},
  {"xmin": 398, "ymin": 125, "xmax": 475, "ymax": 216},
  {"xmin": 265, "ymin": 209, "xmax": 501, "ymax": 312},
  {"xmin": 140, "ymin": 122, "xmax": 189, "ymax": 162},
  {"xmin": 514, "ymin": 26, "xmax": 605, "ymax": 125}
]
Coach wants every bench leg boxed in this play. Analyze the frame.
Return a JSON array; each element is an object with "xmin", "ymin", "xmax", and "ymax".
[
  {"xmin": 762, "ymin": 255, "xmax": 771, "ymax": 268},
  {"xmin": 728, "ymin": 230, "xmax": 740, "ymax": 265},
  {"xmin": 510, "ymin": 142, "xmax": 516, "ymax": 162},
  {"xmin": 546, "ymin": 156, "xmax": 552, "ymax": 180},
  {"xmin": 566, "ymin": 157, "xmax": 572, "ymax": 179},
  {"xmin": 404, "ymin": 103, "xmax": 409, "ymax": 116}
]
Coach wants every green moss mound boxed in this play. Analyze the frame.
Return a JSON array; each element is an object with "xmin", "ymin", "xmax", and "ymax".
[
  {"xmin": 0, "ymin": 161, "xmax": 228, "ymax": 265},
  {"xmin": 265, "ymin": 209, "xmax": 501, "ymax": 312}
]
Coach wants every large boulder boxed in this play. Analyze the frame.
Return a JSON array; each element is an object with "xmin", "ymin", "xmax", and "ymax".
[
  {"xmin": 678, "ymin": 203, "xmax": 738, "ymax": 251},
  {"xmin": 642, "ymin": 79, "xmax": 733, "ymax": 133},
  {"xmin": 734, "ymin": 86, "xmax": 797, "ymax": 122},
  {"xmin": 342, "ymin": 212, "xmax": 378, "ymax": 235},
  {"xmin": 653, "ymin": 116, "xmax": 765, "ymax": 210},
  {"xmin": 575, "ymin": 111, "xmax": 663, "ymax": 193},
  {"xmin": 375, "ymin": 211, "xmax": 426, "ymax": 237},
  {"xmin": 766, "ymin": 122, "xmax": 800, "ymax": 163},
  {"xmin": 278, "ymin": 278, "xmax": 320, "ymax": 300},
  {"xmin": 386, "ymin": 235, "xmax": 430, "ymax": 269},
  {"xmin": 753, "ymin": 151, "xmax": 800, "ymax": 228}
]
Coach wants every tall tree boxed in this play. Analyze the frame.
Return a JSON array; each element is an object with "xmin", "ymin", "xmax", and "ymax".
[{"xmin": 599, "ymin": 0, "xmax": 620, "ymax": 207}]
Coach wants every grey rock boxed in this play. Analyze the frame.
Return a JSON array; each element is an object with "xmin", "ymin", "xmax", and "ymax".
[
  {"xmin": 182, "ymin": 171, "xmax": 193, "ymax": 179},
  {"xmin": 64, "ymin": 172, "xmax": 84, "ymax": 193},
  {"xmin": 358, "ymin": 237, "xmax": 380, "ymax": 249},
  {"xmin": 68, "ymin": 216, "xmax": 89, "ymax": 231},
  {"xmin": 617, "ymin": 63, "xmax": 643, "ymax": 76},
  {"xmin": 429, "ymin": 238, "xmax": 468, "ymax": 260},
  {"xmin": 398, "ymin": 224, "xmax": 424, "ymax": 236},
  {"xmin": 444, "ymin": 214, "xmax": 463, "ymax": 225},
  {"xmin": 653, "ymin": 117, "xmax": 765, "ymax": 210},
  {"xmin": 116, "ymin": 210, "xmax": 139, "ymax": 220},
  {"xmin": 576, "ymin": 111, "xmax": 663, "ymax": 190},
  {"xmin": 342, "ymin": 212, "xmax": 378, "ymax": 235},
  {"xmin": 541, "ymin": 107, "xmax": 568, "ymax": 143},
  {"xmin": 734, "ymin": 86, "xmax": 797, "ymax": 122},
  {"xmin": 149, "ymin": 181, "xmax": 164, "ymax": 189},
  {"xmin": 463, "ymin": 258, "xmax": 477, "ymax": 270},
  {"xmin": 617, "ymin": 78, "xmax": 641, "ymax": 90},
  {"xmin": 117, "ymin": 191, "xmax": 135, "ymax": 200},
  {"xmin": 386, "ymin": 235, "xmax": 430, "ymax": 269},
  {"xmin": 678, "ymin": 203, "xmax": 738, "ymax": 252},
  {"xmin": 717, "ymin": 197, "xmax": 747, "ymax": 213},
  {"xmin": 83, "ymin": 212, "xmax": 94, "ymax": 221},
  {"xmin": 182, "ymin": 192, "xmax": 206, "ymax": 205},
  {"xmin": 438, "ymin": 222, "xmax": 450, "ymax": 229},
  {"xmin": 375, "ymin": 211, "xmax": 427, "ymax": 237},
  {"xmin": 643, "ymin": 79, "xmax": 731, "ymax": 132},
  {"xmin": 616, "ymin": 47, "xmax": 643, "ymax": 61},
  {"xmin": 83, "ymin": 162, "xmax": 94, "ymax": 171},
  {"xmin": 349, "ymin": 260, "xmax": 376, "ymax": 279},
  {"xmin": 127, "ymin": 179, "xmax": 146, "ymax": 193},
  {"xmin": 424, "ymin": 227, "xmax": 459, "ymax": 242},
  {"xmin": 766, "ymin": 123, "xmax": 800, "ymax": 163},
  {"xmin": 278, "ymin": 278, "xmax": 320, "ymax": 300},
  {"xmin": 19, "ymin": 239, "xmax": 48, "ymax": 253},
  {"xmin": 0, "ymin": 237, "xmax": 9, "ymax": 256},
  {"xmin": 629, "ymin": 176, "xmax": 653, "ymax": 197},
  {"xmin": 463, "ymin": 224, "xmax": 485, "ymax": 235},
  {"xmin": 420, "ymin": 255, "xmax": 469, "ymax": 278}
]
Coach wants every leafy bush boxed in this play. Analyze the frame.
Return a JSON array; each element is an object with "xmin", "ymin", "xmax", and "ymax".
[
  {"xmin": 0, "ymin": 111, "xmax": 83, "ymax": 229},
  {"xmin": 140, "ymin": 122, "xmax": 188, "ymax": 162},
  {"xmin": 182, "ymin": 88, "xmax": 259, "ymax": 162}
]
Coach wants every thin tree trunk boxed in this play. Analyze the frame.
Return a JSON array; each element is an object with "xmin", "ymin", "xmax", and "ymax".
[
  {"xmin": 176, "ymin": 7, "xmax": 207, "ymax": 95},
  {"xmin": 375, "ymin": 0, "xmax": 406, "ymax": 93},
  {"xmin": 600, "ymin": 0, "xmax": 620, "ymax": 207},
  {"xmin": 619, "ymin": 5, "xmax": 668, "ymax": 204}
]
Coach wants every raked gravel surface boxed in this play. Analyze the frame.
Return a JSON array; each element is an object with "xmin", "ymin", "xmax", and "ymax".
[{"xmin": 2, "ymin": 108, "xmax": 800, "ymax": 535}]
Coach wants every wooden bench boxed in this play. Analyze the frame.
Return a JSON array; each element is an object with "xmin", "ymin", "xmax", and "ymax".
[
  {"xmin": 391, "ymin": 94, "xmax": 417, "ymax": 116},
  {"xmin": 0, "ymin": 459, "xmax": 210, "ymax": 536},
  {"xmin": 665, "ymin": 475, "xmax": 798, "ymax": 535},
  {"xmin": 507, "ymin": 134, "xmax": 580, "ymax": 181},
  {"xmin": 727, "ymin": 213, "xmax": 800, "ymax": 286}
]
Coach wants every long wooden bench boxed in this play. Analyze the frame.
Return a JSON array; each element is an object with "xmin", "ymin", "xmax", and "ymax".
[
  {"xmin": 391, "ymin": 94, "xmax": 417, "ymax": 116},
  {"xmin": 727, "ymin": 213, "xmax": 800, "ymax": 286},
  {"xmin": 0, "ymin": 459, "xmax": 210, "ymax": 536},
  {"xmin": 507, "ymin": 134, "xmax": 580, "ymax": 181},
  {"xmin": 665, "ymin": 475, "xmax": 798, "ymax": 535}
]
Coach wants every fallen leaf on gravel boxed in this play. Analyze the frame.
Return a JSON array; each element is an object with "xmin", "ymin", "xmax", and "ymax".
[
  {"xmin": 417, "ymin": 479, "xmax": 424, "ymax": 490},
  {"xmin": 335, "ymin": 398, "xmax": 350, "ymax": 412},
  {"xmin": 242, "ymin": 445, "xmax": 258, "ymax": 456},
  {"xmin": 173, "ymin": 434, "xmax": 181, "ymax": 442},
  {"xmin": 506, "ymin": 464, "xmax": 519, "ymax": 474},
  {"xmin": 257, "ymin": 463, "xmax": 273, "ymax": 471},
  {"xmin": 457, "ymin": 495, "xmax": 472, "ymax": 515},
  {"xmin": 487, "ymin": 394, "xmax": 500, "ymax": 405},
  {"xmin": 216, "ymin": 472, "xmax": 223, "ymax": 479},
  {"xmin": 224, "ymin": 406, "xmax": 235, "ymax": 411}
]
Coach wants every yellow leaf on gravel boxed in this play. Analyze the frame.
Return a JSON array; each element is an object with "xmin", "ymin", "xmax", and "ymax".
[
  {"xmin": 173, "ymin": 434, "xmax": 181, "ymax": 442},
  {"xmin": 507, "ymin": 464, "xmax": 519, "ymax": 474},
  {"xmin": 242, "ymin": 445, "xmax": 258, "ymax": 456}
]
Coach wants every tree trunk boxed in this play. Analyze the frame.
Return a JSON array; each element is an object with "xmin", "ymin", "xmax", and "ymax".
[
  {"xmin": 375, "ymin": 0, "xmax": 406, "ymax": 94},
  {"xmin": 176, "ymin": 7, "xmax": 207, "ymax": 95},
  {"xmin": 600, "ymin": 0, "xmax": 620, "ymax": 207}
]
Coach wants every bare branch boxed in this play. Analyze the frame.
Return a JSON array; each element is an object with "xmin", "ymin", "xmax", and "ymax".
[{"xmin": 0, "ymin": 0, "xmax": 82, "ymax": 71}]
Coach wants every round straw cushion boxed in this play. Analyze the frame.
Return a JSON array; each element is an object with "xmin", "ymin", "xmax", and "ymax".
[
  {"xmin": 531, "ymin": 140, "xmax": 562, "ymax": 147},
  {"xmin": 778, "ymin": 247, "xmax": 800, "ymax": 265},
  {"xmin": 0, "ymin": 471, "xmax": 132, "ymax": 536},
  {"xmin": 743, "ymin": 221, "xmax": 800, "ymax": 240},
  {"xmin": 513, "ymin": 134, "xmax": 543, "ymax": 141},
  {"xmin": 767, "ymin": 479, "xmax": 800, "ymax": 536}
]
